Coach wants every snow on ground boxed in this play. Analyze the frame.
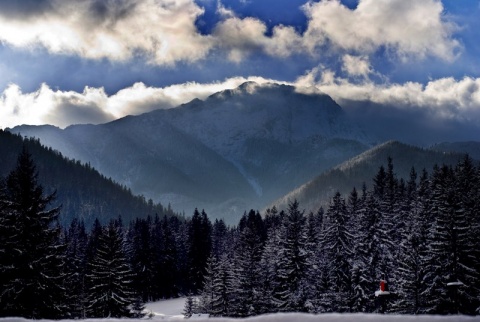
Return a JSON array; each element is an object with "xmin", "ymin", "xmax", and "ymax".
[
  {"xmin": 1, "ymin": 297, "xmax": 480, "ymax": 322},
  {"xmin": 144, "ymin": 297, "xmax": 186, "ymax": 320}
]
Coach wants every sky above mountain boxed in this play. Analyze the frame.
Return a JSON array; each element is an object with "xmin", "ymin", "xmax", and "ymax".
[{"xmin": 1, "ymin": 0, "xmax": 480, "ymax": 132}]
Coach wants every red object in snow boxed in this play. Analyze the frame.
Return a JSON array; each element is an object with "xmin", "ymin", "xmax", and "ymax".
[{"xmin": 380, "ymin": 280, "xmax": 386, "ymax": 292}]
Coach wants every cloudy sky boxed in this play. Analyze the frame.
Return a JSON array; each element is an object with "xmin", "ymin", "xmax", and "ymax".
[{"xmin": 1, "ymin": 0, "xmax": 480, "ymax": 132}]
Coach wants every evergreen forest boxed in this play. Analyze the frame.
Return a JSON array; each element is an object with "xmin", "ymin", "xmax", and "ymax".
[{"xmin": 1, "ymin": 147, "xmax": 480, "ymax": 318}]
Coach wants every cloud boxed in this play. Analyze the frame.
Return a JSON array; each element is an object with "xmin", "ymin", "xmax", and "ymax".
[
  {"xmin": 341, "ymin": 55, "xmax": 372, "ymax": 77},
  {"xmin": 212, "ymin": 14, "xmax": 303, "ymax": 62},
  {"xmin": 212, "ymin": 0, "xmax": 460, "ymax": 63},
  {"xmin": 296, "ymin": 66, "xmax": 480, "ymax": 123},
  {"xmin": 0, "ymin": 0, "xmax": 212, "ymax": 65},
  {"xmin": 302, "ymin": 0, "xmax": 460, "ymax": 61},
  {"xmin": 0, "ymin": 0, "xmax": 460, "ymax": 65},
  {"xmin": 0, "ymin": 76, "xmax": 284, "ymax": 129}
]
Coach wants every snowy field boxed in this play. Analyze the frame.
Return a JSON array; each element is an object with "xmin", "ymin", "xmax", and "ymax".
[{"xmin": 1, "ymin": 298, "xmax": 480, "ymax": 322}]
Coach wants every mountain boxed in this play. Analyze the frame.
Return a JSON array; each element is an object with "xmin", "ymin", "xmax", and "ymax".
[
  {"xmin": 271, "ymin": 141, "xmax": 470, "ymax": 213},
  {"xmin": 9, "ymin": 82, "xmax": 370, "ymax": 223},
  {"xmin": 430, "ymin": 141, "xmax": 480, "ymax": 160},
  {"xmin": 0, "ymin": 130, "xmax": 175, "ymax": 227}
]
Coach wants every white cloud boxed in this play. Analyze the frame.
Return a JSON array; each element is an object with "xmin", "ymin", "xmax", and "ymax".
[
  {"xmin": 3, "ymin": 71, "xmax": 480, "ymax": 134},
  {"xmin": 301, "ymin": 0, "xmax": 460, "ymax": 61},
  {"xmin": 0, "ymin": 76, "xmax": 284, "ymax": 129},
  {"xmin": 0, "ymin": 0, "xmax": 460, "ymax": 65},
  {"xmin": 212, "ymin": 0, "xmax": 460, "ymax": 63},
  {"xmin": 0, "ymin": 0, "xmax": 212, "ymax": 65},
  {"xmin": 341, "ymin": 55, "xmax": 372, "ymax": 77},
  {"xmin": 216, "ymin": 1, "xmax": 235, "ymax": 19},
  {"xmin": 295, "ymin": 66, "xmax": 480, "ymax": 122}
]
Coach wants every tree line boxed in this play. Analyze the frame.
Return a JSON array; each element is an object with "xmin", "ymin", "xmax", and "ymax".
[
  {"xmin": 196, "ymin": 156, "xmax": 480, "ymax": 316},
  {"xmin": 1, "ymin": 148, "xmax": 479, "ymax": 318},
  {"xmin": 0, "ymin": 148, "xmax": 211, "ymax": 319}
]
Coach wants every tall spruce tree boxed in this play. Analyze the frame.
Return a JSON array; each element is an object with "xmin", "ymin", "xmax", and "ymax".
[
  {"xmin": 323, "ymin": 192, "xmax": 354, "ymax": 312},
  {"xmin": 85, "ymin": 220, "xmax": 138, "ymax": 318},
  {"xmin": 0, "ymin": 147, "xmax": 65, "ymax": 319},
  {"xmin": 233, "ymin": 210, "xmax": 265, "ymax": 316},
  {"xmin": 128, "ymin": 216, "xmax": 156, "ymax": 302},
  {"xmin": 424, "ymin": 165, "xmax": 460, "ymax": 314},
  {"xmin": 63, "ymin": 218, "xmax": 89, "ymax": 318},
  {"xmin": 274, "ymin": 200, "xmax": 309, "ymax": 312},
  {"xmin": 454, "ymin": 155, "xmax": 480, "ymax": 313},
  {"xmin": 188, "ymin": 209, "xmax": 212, "ymax": 293},
  {"xmin": 258, "ymin": 223, "xmax": 283, "ymax": 314}
]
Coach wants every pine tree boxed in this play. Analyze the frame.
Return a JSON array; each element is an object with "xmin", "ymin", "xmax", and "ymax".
[
  {"xmin": 423, "ymin": 165, "xmax": 458, "ymax": 314},
  {"xmin": 212, "ymin": 218, "xmax": 229, "ymax": 259},
  {"xmin": 0, "ymin": 147, "xmax": 65, "ymax": 319},
  {"xmin": 211, "ymin": 255, "xmax": 236, "ymax": 317},
  {"xmin": 129, "ymin": 216, "xmax": 156, "ymax": 302},
  {"xmin": 454, "ymin": 155, "xmax": 480, "ymax": 313},
  {"xmin": 183, "ymin": 294, "xmax": 196, "ymax": 318},
  {"xmin": 188, "ymin": 209, "xmax": 212, "ymax": 293},
  {"xmin": 85, "ymin": 220, "xmax": 139, "ymax": 318},
  {"xmin": 371, "ymin": 162, "xmax": 397, "ymax": 302},
  {"xmin": 200, "ymin": 254, "xmax": 234, "ymax": 316},
  {"xmin": 274, "ymin": 200, "xmax": 309, "ymax": 312},
  {"xmin": 351, "ymin": 192, "xmax": 381, "ymax": 313},
  {"xmin": 258, "ymin": 224, "xmax": 283, "ymax": 314},
  {"xmin": 392, "ymin": 167, "xmax": 426, "ymax": 314},
  {"xmin": 151, "ymin": 215, "xmax": 179, "ymax": 299},
  {"xmin": 233, "ymin": 211, "xmax": 265, "ymax": 316},
  {"xmin": 323, "ymin": 192, "xmax": 354, "ymax": 312},
  {"xmin": 63, "ymin": 218, "xmax": 89, "ymax": 318}
]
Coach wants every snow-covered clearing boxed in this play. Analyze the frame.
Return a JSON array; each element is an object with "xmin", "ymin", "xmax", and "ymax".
[{"xmin": 1, "ymin": 298, "xmax": 480, "ymax": 322}]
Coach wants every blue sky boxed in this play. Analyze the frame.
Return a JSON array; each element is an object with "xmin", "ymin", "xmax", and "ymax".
[{"xmin": 1, "ymin": 0, "xmax": 480, "ymax": 130}]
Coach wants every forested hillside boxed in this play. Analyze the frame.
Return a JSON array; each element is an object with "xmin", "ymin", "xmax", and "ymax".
[
  {"xmin": 273, "ymin": 141, "xmax": 469, "ymax": 213},
  {"xmin": 0, "ymin": 130, "xmax": 176, "ymax": 226},
  {"xmin": 198, "ymin": 155, "xmax": 480, "ymax": 316},
  {"xmin": 1, "ymin": 146, "xmax": 479, "ymax": 319}
]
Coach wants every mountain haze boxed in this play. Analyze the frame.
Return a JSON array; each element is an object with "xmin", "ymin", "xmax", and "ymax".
[
  {"xmin": 10, "ymin": 82, "xmax": 370, "ymax": 222},
  {"xmin": 430, "ymin": 141, "xmax": 480, "ymax": 160},
  {"xmin": 0, "ymin": 130, "xmax": 175, "ymax": 227}
]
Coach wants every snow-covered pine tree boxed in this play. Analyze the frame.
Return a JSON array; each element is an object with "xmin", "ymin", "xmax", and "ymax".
[
  {"xmin": 303, "ymin": 209, "xmax": 324, "ymax": 313},
  {"xmin": 349, "ymin": 183, "xmax": 373, "ymax": 313},
  {"xmin": 423, "ymin": 165, "xmax": 460, "ymax": 314},
  {"xmin": 211, "ymin": 254, "xmax": 236, "ymax": 317},
  {"xmin": 371, "ymin": 163, "xmax": 397, "ymax": 306},
  {"xmin": 199, "ymin": 251, "xmax": 238, "ymax": 318},
  {"xmin": 212, "ymin": 218, "xmax": 229, "ymax": 259},
  {"xmin": 391, "ymin": 167, "xmax": 425, "ymax": 314},
  {"xmin": 199, "ymin": 255, "xmax": 217, "ymax": 314},
  {"xmin": 85, "ymin": 220, "xmax": 139, "ymax": 318},
  {"xmin": 233, "ymin": 210, "xmax": 265, "ymax": 317},
  {"xmin": 323, "ymin": 191, "xmax": 354, "ymax": 312},
  {"xmin": 183, "ymin": 294, "xmax": 196, "ymax": 318},
  {"xmin": 63, "ymin": 218, "xmax": 89, "ymax": 318},
  {"xmin": 0, "ymin": 147, "xmax": 65, "ymax": 319},
  {"xmin": 258, "ymin": 223, "xmax": 283, "ymax": 314},
  {"xmin": 453, "ymin": 155, "xmax": 480, "ymax": 313},
  {"xmin": 274, "ymin": 200, "xmax": 309, "ymax": 312},
  {"xmin": 351, "ymin": 191, "xmax": 381, "ymax": 313}
]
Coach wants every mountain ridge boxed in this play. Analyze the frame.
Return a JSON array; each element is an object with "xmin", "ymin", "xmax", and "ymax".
[{"xmin": 270, "ymin": 140, "xmax": 472, "ymax": 213}]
